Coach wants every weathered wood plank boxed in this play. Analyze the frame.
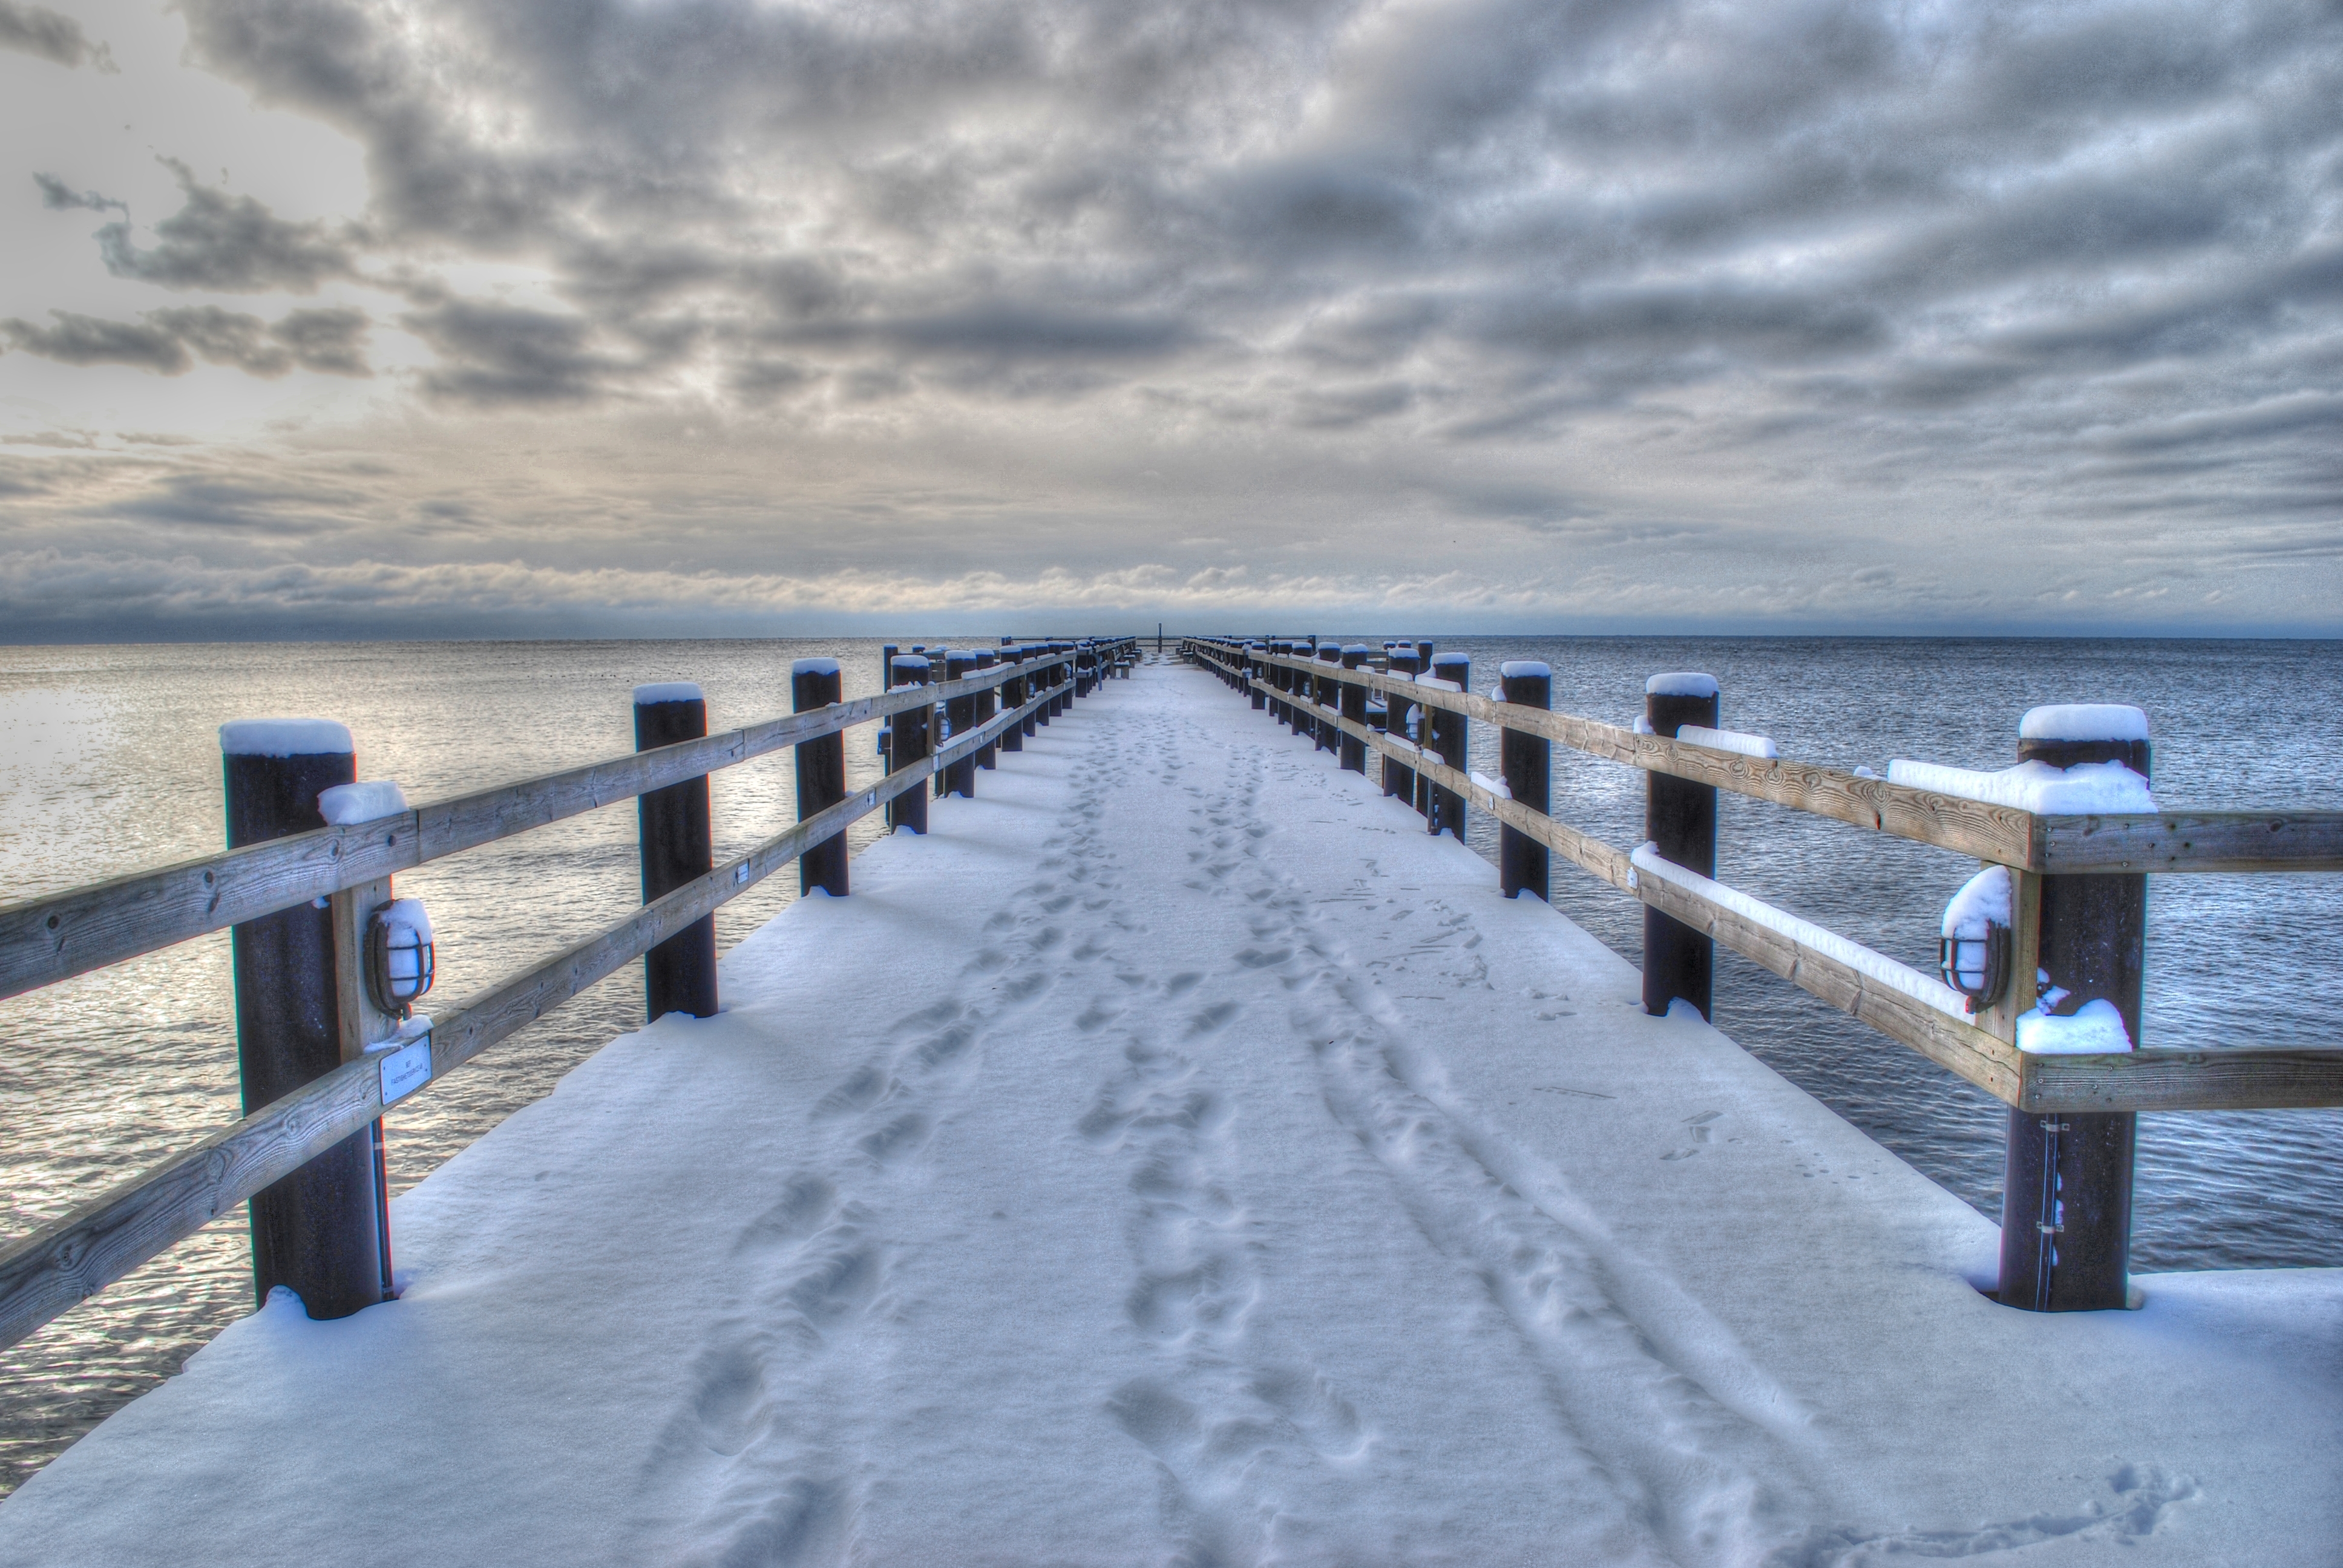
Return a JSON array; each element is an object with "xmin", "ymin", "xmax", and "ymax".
[
  {"xmin": 0, "ymin": 681, "xmax": 1061, "ymax": 1352},
  {"xmin": 0, "ymin": 656, "xmax": 1074, "ymax": 1001},
  {"xmin": 1237, "ymin": 649, "xmax": 2040, "ymax": 865},
  {"xmin": 1228, "ymin": 647, "xmax": 2343, "ymax": 875},
  {"xmin": 2032, "ymin": 811, "xmax": 2343, "ymax": 874},
  {"xmin": 2022, "ymin": 1048, "xmax": 2343, "ymax": 1113}
]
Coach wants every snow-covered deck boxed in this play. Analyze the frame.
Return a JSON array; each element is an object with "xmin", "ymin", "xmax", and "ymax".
[{"xmin": 2, "ymin": 662, "xmax": 2336, "ymax": 1565}]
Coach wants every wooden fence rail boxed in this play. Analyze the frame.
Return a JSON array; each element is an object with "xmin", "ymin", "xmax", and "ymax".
[
  {"xmin": 0, "ymin": 656, "xmax": 1083, "ymax": 1002},
  {"xmin": 0, "ymin": 641, "xmax": 1136, "ymax": 1354},
  {"xmin": 1225, "ymin": 644, "xmax": 2343, "ymax": 875},
  {"xmin": 1179, "ymin": 637, "xmax": 2343, "ymax": 1119}
]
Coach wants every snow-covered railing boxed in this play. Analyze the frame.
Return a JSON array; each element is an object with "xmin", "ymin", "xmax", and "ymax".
[
  {"xmin": 1184, "ymin": 634, "xmax": 2343, "ymax": 1312},
  {"xmin": 0, "ymin": 638, "xmax": 1139, "ymax": 1354},
  {"xmin": 1191, "ymin": 642, "xmax": 2343, "ymax": 877},
  {"xmin": 1191, "ymin": 638, "xmax": 2343, "ymax": 1107}
]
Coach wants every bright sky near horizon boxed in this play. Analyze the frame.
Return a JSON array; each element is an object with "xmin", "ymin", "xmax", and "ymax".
[{"xmin": 2, "ymin": 0, "xmax": 2339, "ymax": 640}]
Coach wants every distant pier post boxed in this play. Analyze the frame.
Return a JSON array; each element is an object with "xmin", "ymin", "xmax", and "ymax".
[
  {"xmin": 1002, "ymin": 646, "xmax": 1027, "ymax": 751},
  {"xmin": 1339, "ymin": 645, "xmax": 1370, "ymax": 773},
  {"xmin": 945, "ymin": 651, "xmax": 978, "ymax": 797},
  {"xmin": 221, "ymin": 718, "xmax": 385, "ymax": 1319},
  {"xmin": 635, "ymin": 684, "xmax": 719, "ymax": 1022},
  {"xmin": 1384, "ymin": 647, "xmax": 1420, "ymax": 806},
  {"xmin": 1314, "ymin": 644, "xmax": 1342, "ymax": 754},
  {"xmin": 1426, "ymin": 652, "xmax": 1469, "ymax": 838},
  {"xmin": 888, "ymin": 655, "xmax": 931, "ymax": 833},
  {"xmin": 793, "ymin": 659, "xmax": 848, "ymax": 898},
  {"xmin": 1642, "ymin": 673, "xmax": 1718, "ymax": 1019},
  {"xmin": 1499, "ymin": 661, "xmax": 1552, "ymax": 901},
  {"xmin": 1998, "ymin": 710, "xmax": 2150, "ymax": 1313},
  {"xmin": 975, "ymin": 647, "xmax": 1000, "ymax": 771}
]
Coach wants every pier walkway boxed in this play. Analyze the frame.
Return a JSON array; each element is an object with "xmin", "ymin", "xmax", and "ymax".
[{"xmin": 1, "ymin": 662, "xmax": 2336, "ymax": 1565}]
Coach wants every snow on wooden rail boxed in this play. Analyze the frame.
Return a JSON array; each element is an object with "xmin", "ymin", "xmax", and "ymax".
[
  {"xmin": 1182, "ymin": 638, "xmax": 2343, "ymax": 1117},
  {"xmin": 0, "ymin": 653, "xmax": 1081, "ymax": 1002},
  {"xmin": 0, "ymin": 653, "xmax": 1128, "ymax": 1355},
  {"xmin": 1224, "ymin": 642, "xmax": 2343, "ymax": 875}
]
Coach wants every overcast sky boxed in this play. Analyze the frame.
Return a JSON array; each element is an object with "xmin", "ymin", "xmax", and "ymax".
[{"xmin": 3, "ymin": 0, "xmax": 2339, "ymax": 639}]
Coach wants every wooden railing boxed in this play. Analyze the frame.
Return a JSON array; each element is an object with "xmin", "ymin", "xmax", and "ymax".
[
  {"xmin": 0, "ymin": 638, "xmax": 1139, "ymax": 1351},
  {"xmin": 1181, "ymin": 633, "xmax": 2340, "ymax": 1312},
  {"xmin": 1181, "ymin": 637, "xmax": 2343, "ymax": 1114}
]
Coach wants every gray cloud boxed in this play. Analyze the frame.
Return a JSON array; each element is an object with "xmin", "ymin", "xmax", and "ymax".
[
  {"xmin": 2, "ymin": 305, "xmax": 372, "ymax": 377},
  {"xmin": 93, "ymin": 160, "xmax": 359, "ymax": 292},
  {"xmin": 0, "ymin": 0, "xmax": 113, "ymax": 69},
  {"xmin": 34, "ymin": 173, "xmax": 125, "ymax": 215},
  {"xmin": 2, "ymin": 312, "xmax": 189, "ymax": 373}
]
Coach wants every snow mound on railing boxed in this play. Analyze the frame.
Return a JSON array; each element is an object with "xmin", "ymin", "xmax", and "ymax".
[
  {"xmin": 1677, "ymin": 725, "xmax": 1777, "ymax": 760},
  {"xmin": 318, "ymin": 780, "xmax": 409, "ymax": 825},
  {"xmin": 1887, "ymin": 759, "xmax": 2155, "ymax": 814},
  {"xmin": 1628, "ymin": 844, "xmax": 1970, "ymax": 1019}
]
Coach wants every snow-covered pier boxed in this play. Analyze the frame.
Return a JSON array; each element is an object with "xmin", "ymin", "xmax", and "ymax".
[{"xmin": 2, "ymin": 658, "xmax": 2336, "ymax": 1565}]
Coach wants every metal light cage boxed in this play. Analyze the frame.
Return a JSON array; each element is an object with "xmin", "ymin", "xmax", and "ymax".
[
  {"xmin": 1939, "ymin": 921, "xmax": 2010, "ymax": 1010},
  {"xmin": 365, "ymin": 906, "xmax": 436, "ymax": 1019}
]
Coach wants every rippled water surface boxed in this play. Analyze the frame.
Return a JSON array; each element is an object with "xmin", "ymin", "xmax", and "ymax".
[{"xmin": 2, "ymin": 635, "xmax": 2338, "ymax": 1493}]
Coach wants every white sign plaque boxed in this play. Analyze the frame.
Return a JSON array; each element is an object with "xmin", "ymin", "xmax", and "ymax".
[{"xmin": 379, "ymin": 1037, "xmax": 432, "ymax": 1105}]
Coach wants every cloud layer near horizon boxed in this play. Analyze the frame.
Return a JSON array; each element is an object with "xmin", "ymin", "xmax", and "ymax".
[{"xmin": 2, "ymin": 0, "xmax": 2340, "ymax": 638}]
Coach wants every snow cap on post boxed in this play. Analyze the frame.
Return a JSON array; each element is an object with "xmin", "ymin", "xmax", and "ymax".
[
  {"xmin": 219, "ymin": 719, "xmax": 352, "ymax": 757},
  {"xmin": 632, "ymin": 682, "xmax": 703, "ymax": 705},
  {"xmin": 1645, "ymin": 671, "xmax": 1719, "ymax": 699},
  {"xmin": 2020, "ymin": 704, "xmax": 2149, "ymax": 742},
  {"xmin": 890, "ymin": 653, "xmax": 931, "ymax": 673},
  {"xmin": 1431, "ymin": 652, "xmax": 1470, "ymax": 676},
  {"xmin": 1499, "ymin": 660, "xmax": 1552, "ymax": 681},
  {"xmin": 1343, "ymin": 644, "xmax": 1372, "ymax": 656},
  {"xmin": 790, "ymin": 658, "xmax": 841, "ymax": 677}
]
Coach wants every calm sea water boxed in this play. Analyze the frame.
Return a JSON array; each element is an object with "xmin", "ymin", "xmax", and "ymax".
[{"xmin": 2, "ymin": 635, "xmax": 2338, "ymax": 1492}]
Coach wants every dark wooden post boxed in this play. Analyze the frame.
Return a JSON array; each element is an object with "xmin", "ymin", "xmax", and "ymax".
[
  {"xmin": 1499, "ymin": 661, "xmax": 1551, "ymax": 901},
  {"xmin": 1998, "ymin": 711, "xmax": 2150, "ymax": 1313},
  {"xmin": 1002, "ymin": 646, "xmax": 1027, "ymax": 751},
  {"xmin": 1642, "ymin": 673, "xmax": 1718, "ymax": 1019},
  {"xmin": 974, "ymin": 647, "xmax": 1000, "ymax": 771},
  {"xmin": 945, "ymin": 650, "xmax": 978, "ymax": 797},
  {"xmin": 1052, "ymin": 643, "xmax": 1070, "ymax": 716},
  {"xmin": 1249, "ymin": 642, "xmax": 1268, "ymax": 708},
  {"xmin": 888, "ymin": 655, "xmax": 931, "ymax": 832},
  {"xmin": 1339, "ymin": 645, "xmax": 1370, "ymax": 772},
  {"xmin": 1426, "ymin": 652, "xmax": 1469, "ymax": 838},
  {"xmin": 793, "ymin": 659, "xmax": 847, "ymax": 898},
  {"xmin": 635, "ymin": 684, "xmax": 718, "ymax": 1022},
  {"xmin": 221, "ymin": 719, "xmax": 384, "ymax": 1318},
  {"xmin": 1268, "ymin": 642, "xmax": 1289, "ymax": 727},
  {"xmin": 1385, "ymin": 648, "xmax": 1420, "ymax": 805},
  {"xmin": 1314, "ymin": 645, "xmax": 1342, "ymax": 753}
]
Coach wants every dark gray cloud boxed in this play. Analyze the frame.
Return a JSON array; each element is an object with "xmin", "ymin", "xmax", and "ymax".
[
  {"xmin": 2, "ymin": 312, "xmax": 189, "ymax": 373},
  {"xmin": 90, "ymin": 159, "xmax": 359, "ymax": 293},
  {"xmin": 34, "ymin": 174, "xmax": 125, "ymax": 215},
  {"xmin": 0, "ymin": 0, "xmax": 113, "ymax": 69},
  {"xmin": 2, "ymin": 305, "xmax": 372, "ymax": 377}
]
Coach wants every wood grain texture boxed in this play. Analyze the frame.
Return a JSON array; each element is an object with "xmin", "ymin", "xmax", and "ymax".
[
  {"xmin": 2021, "ymin": 1048, "xmax": 2343, "ymax": 1113},
  {"xmin": 2031, "ymin": 811, "xmax": 2343, "ymax": 874},
  {"xmin": 0, "ymin": 657, "xmax": 1075, "ymax": 1001}
]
